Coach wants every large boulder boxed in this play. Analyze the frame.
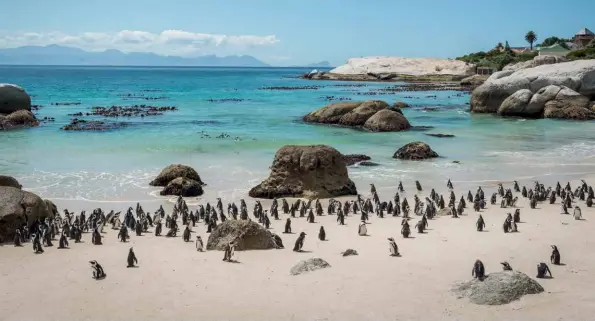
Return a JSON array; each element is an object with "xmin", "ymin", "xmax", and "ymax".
[
  {"xmin": 497, "ymin": 89, "xmax": 536, "ymax": 117},
  {"xmin": 0, "ymin": 84, "xmax": 31, "ymax": 115},
  {"xmin": 159, "ymin": 177, "xmax": 204, "ymax": 197},
  {"xmin": 249, "ymin": 145, "xmax": 357, "ymax": 199},
  {"xmin": 452, "ymin": 271, "xmax": 544, "ymax": 305},
  {"xmin": 303, "ymin": 100, "xmax": 411, "ymax": 132},
  {"xmin": 0, "ymin": 110, "xmax": 39, "ymax": 130},
  {"xmin": 504, "ymin": 55, "xmax": 568, "ymax": 72},
  {"xmin": 290, "ymin": 258, "xmax": 331, "ymax": 276},
  {"xmin": 470, "ymin": 60, "xmax": 595, "ymax": 118},
  {"xmin": 543, "ymin": 86, "xmax": 593, "ymax": 119},
  {"xmin": 363, "ymin": 109, "xmax": 411, "ymax": 132},
  {"xmin": 393, "ymin": 142, "xmax": 439, "ymax": 160},
  {"xmin": 206, "ymin": 220, "xmax": 282, "ymax": 251},
  {"xmin": 460, "ymin": 74, "xmax": 488, "ymax": 88},
  {"xmin": 150, "ymin": 164, "xmax": 204, "ymax": 187},
  {"xmin": 0, "ymin": 187, "xmax": 56, "ymax": 240},
  {"xmin": 0, "ymin": 175, "xmax": 21, "ymax": 189}
]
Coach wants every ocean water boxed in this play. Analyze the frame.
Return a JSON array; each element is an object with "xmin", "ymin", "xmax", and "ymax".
[{"xmin": 2, "ymin": 65, "xmax": 595, "ymax": 203}]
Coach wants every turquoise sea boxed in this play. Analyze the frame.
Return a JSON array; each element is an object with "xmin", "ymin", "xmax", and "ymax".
[{"xmin": 2, "ymin": 65, "xmax": 595, "ymax": 204}]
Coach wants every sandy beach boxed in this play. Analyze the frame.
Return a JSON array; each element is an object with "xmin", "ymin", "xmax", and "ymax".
[{"xmin": 2, "ymin": 176, "xmax": 595, "ymax": 321}]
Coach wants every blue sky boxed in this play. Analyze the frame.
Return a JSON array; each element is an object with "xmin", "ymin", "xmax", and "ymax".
[{"xmin": 0, "ymin": 0, "xmax": 593, "ymax": 66}]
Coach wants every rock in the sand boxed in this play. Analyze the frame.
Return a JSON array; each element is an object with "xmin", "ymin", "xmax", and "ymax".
[
  {"xmin": 303, "ymin": 100, "xmax": 411, "ymax": 132},
  {"xmin": 342, "ymin": 154, "xmax": 371, "ymax": 166},
  {"xmin": 0, "ymin": 187, "xmax": 56, "ymax": 240},
  {"xmin": 452, "ymin": 271, "xmax": 544, "ymax": 305},
  {"xmin": 159, "ymin": 177, "xmax": 204, "ymax": 197},
  {"xmin": 470, "ymin": 60, "xmax": 595, "ymax": 120},
  {"xmin": 0, "ymin": 110, "xmax": 39, "ymax": 130},
  {"xmin": 0, "ymin": 84, "xmax": 31, "ymax": 115},
  {"xmin": 393, "ymin": 142, "xmax": 439, "ymax": 160},
  {"xmin": 249, "ymin": 145, "xmax": 357, "ymax": 199},
  {"xmin": 206, "ymin": 220, "xmax": 282, "ymax": 251},
  {"xmin": 437, "ymin": 207, "xmax": 453, "ymax": 216},
  {"xmin": 290, "ymin": 258, "xmax": 331, "ymax": 276},
  {"xmin": 0, "ymin": 175, "xmax": 21, "ymax": 189},
  {"xmin": 150, "ymin": 164, "xmax": 204, "ymax": 187},
  {"xmin": 341, "ymin": 249, "xmax": 358, "ymax": 256},
  {"xmin": 364, "ymin": 109, "xmax": 411, "ymax": 132}
]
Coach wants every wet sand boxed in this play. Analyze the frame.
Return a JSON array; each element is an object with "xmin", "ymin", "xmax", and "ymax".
[{"xmin": 1, "ymin": 178, "xmax": 595, "ymax": 321}]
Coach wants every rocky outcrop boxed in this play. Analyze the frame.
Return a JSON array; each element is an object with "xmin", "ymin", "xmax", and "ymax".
[
  {"xmin": 392, "ymin": 101, "xmax": 410, "ymax": 108},
  {"xmin": 452, "ymin": 271, "xmax": 544, "ymax": 305},
  {"xmin": 0, "ymin": 175, "xmax": 21, "ymax": 189},
  {"xmin": 330, "ymin": 57, "xmax": 475, "ymax": 76},
  {"xmin": 503, "ymin": 55, "xmax": 568, "ymax": 72},
  {"xmin": 159, "ymin": 177, "xmax": 204, "ymax": 197},
  {"xmin": 0, "ymin": 110, "xmax": 39, "ymax": 130},
  {"xmin": 0, "ymin": 187, "xmax": 56, "ymax": 240},
  {"xmin": 206, "ymin": 220, "xmax": 283, "ymax": 251},
  {"xmin": 393, "ymin": 142, "xmax": 439, "ymax": 160},
  {"xmin": 303, "ymin": 100, "xmax": 411, "ymax": 132},
  {"xmin": 341, "ymin": 249, "xmax": 358, "ymax": 256},
  {"xmin": 249, "ymin": 145, "xmax": 357, "ymax": 199},
  {"xmin": 150, "ymin": 164, "xmax": 204, "ymax": 187},
  {"xmin": 61, "ymin": 119, "xmax": 126, "ymax": 131},
  {"xmin": 0, "ymin": 84, "xmax": 31, "ymax": 115},
  {"xmin": 460, "ymin": 74, "xmax": 488, "ymax": 88},
  {"xmin": 342, "ymin": 154, "xmax": 371, "ymax": 166},
  {"xmin": 290, "ymin": 258, "xmax": 331, "ymax": 276},
  {"xmin": 470, "ymin": 60, "xmax": 595, "ymax": 119}
]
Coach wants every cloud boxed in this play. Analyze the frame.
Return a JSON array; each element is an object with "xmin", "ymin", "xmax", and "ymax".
[{"xmin": 0, "ymin": 29, "xmax": 280, "ymax": 56}]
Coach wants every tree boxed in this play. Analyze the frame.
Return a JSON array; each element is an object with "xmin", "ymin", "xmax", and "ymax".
[
  {"xmin": 525, "ymin": 31, "xmax": 537, "ymax": 50},
  {"xmin": 541, "ymin": 36, "xmax": 561, "ymax": 47},
  {"xmin": 504, "ymin": 41, "xmax": 512, "ymax": 52}
]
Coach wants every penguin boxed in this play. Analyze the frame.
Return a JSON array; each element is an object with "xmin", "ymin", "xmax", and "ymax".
[
  {"xmin": 195, "ymin": 235, "xmax": 204, "ymax": 252},
  {"xmin": 561, "ymin": 203, "xmax": 569, "ymax": 214},
  {"xmin": 476, "ymin": 215, "xmax": 485, "ymax": 232},
  {"xmin": 587, "ymin": 196, "xmax": 593, "ymax": 207},
  {"xmin": 550, "ymin": 245, "xmax": 561, "ymax": 265},
  {"xmin": 58, "ymin": 231, "xmax": 69, "ymax": 249},
  {"xmin": 13, "ymin": 229, "xmax": 22, "ymax": 247},
  {"xmin": 370, "ymin": 183, "xmax": 376, "ymax": 195},
  {"xmin": 32, "ymin": 233, "xmax": 44, "ymax": 254},
  {"xmin": 92, "ymin": 228, "xmax": 102, "ymax": 245},
  {"xmin": 573, "ymin": 206, "xmax": 582, "ymax": 220},
  {"xmin": 284, "ymin": 218, "xmax": 292, "ymax": 234},
  {"xmin": 513, "ymin": 209, "xmax": 520, "ymax": 223},
  {"xmin": 415, "ymin": 180, "xmax": 422, "ymax": 192},
  {"xmin": 127, "ymin": 247, "xmax": 138, "ymax": 268},
  {"xmin": 358, "ymin": 221, "xmax": 367, "ymax": 236},
  {"xmin": 183, "ymin": 225, "xmax": 191, "ymax": 242},
  {"xmin": 536, "ymin": 262, "xmax": 552, "ymax": 278},
  {"xmin": 472, "ymin": 259, "xmax": 485, "ymax": 280},
  {"xmin": 514, "ymin": 181, "xmax": 520, "ymax": 192},
  {"xmin": 118, "ymin": 225, "xmax": 128, "ymax": 243},
  {"xmin": 318, "ymin": 226, "xmax": 326, "ymax": 241},
  {"xmin": 155, "ymin": 220, "xmax": 162, "ymax": 236},
  {"xmin": 223, "ymin": 241, "xmax": 236, "ymax": 262},
  {"xmin": 398, "ymin": 181, "xmax": 404, "ymax": 192},
  {"xmin": 293, "ymin": 232, "xmax": 306, "ymax": 252},
  {"xmin": 401, "ymin": 221, "xmax": 410, "ymax": 238},
  {"xmin": 500, "ymin": 261, "xmax": 513, "ymax": 271},
  {"xmin": 388, "ymin": 237, "xmax": 400, "ymax": 256},
  {"xmin": 447, "ymin": 179, "xmax": 453, "ymax": 189},
  {"xmin": 90, "ymin": 260, "xmax": 106, "ymax": 280}
]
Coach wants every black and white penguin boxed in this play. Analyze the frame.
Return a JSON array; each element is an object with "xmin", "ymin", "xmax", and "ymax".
[
  {"xmin": 476, "ymin": 215, "xmax": 485, "ymax": 232},
  {"xmin": 223, "ymin": 241, "xmax": 236, "ymax": 262},
  {"xmin": 358, "ymin": 221, "xmax": 367, "ymax": 236},
  {"xmin": 388, "ymin": 237, "xmax": 400, "ymax": 256},
  {"xmin": 127, "ymin": 247, "xmax": 138, "ymax": 267},
  {"xmin": 318, "ymin": 226, "xmax": 326, "ymax": 241},
  {"xmin": 415, "ymin": 180, "xmax": 422, "ymax": 192},
  {"xmin": 183, "ymin": 225, "xmax": 191, "ymax": 242},
  {"xmin": 284, "ymin": 218, "xmax": 292, "ymax": 234},
  {"xmin": 573, "ymin": 206, "xmax": 582, "ymax": 220},
  {"xmin": 195, "ymin": 235, "xmax": 204, "ymax": 252},
  {"xmin": 550, "ymin": 245, "xmax": 561, "ymax": 265},
  {"xmin": 90, "ymin": 260, "xmax": 106, "ymax": 279},
  {"xmin": 58, "ymin": 231, "xmax": 69, "ymax": 249},
  {"xmin": 536, "ymin": 262, "xmax": 552, "ymax": 278},
  {"xmin": 472, "ymin": 259, "xmax": 485, "ymax": 280},
  {"xmin": 293, "ymin": 232, "xmax": 306, "ymax": 252},
  {"xmin": 500, "ymin": 261, "xmax": 513, "ymax": 271}
]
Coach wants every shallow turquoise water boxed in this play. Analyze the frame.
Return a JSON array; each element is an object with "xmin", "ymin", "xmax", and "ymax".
[{"xmin": 2, "ymin": 65, "xmax": 595, "ymax": 202}]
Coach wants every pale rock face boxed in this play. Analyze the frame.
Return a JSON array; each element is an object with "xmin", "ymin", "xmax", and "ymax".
[
  {"xmin": 330, "ymin": 56, "xmax": 475, "ymax": 76},
  {"xmin": 497, "ymin": 89, "xmax": 534, "ymax": 116}
]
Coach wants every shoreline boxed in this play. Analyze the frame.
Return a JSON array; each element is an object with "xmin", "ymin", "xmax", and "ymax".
[{"xmin": 301, "ymin": 71, "xmax": 470, "ymax": 83}]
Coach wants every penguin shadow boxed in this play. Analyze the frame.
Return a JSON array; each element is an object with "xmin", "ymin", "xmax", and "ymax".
[
  {"xmin": 359, "ymin": 234, "xmax": 372, "ymax": 237},
  {"xmin": 554, "ymin": 263, "xmax": 567, "ymax": 266},
  {"xmin": 225, "ymin": 259, "xmax": 241, "ymax": 264},
  {"xmin": 404, "ymin": 236, "xmax": 416, "ymax": 239},
  {"xmin": 538, "ymin": 275, "xmax": 554, "ymax": 279},
  {"xmin": 390, "ymin": 254, "xmax": 402, "ymax": 257},
  {"xmin": 296, "ymin": 250, "xmax": 313, "ymax": 253},
  {"xmin": 93, "ymin": 275, "xmax": 107, "ymax": 281},
  {"xmin": 282, "ymin": 232, "xmax": 295, "ymax": 234},
  {"xmin": 126, "ymin": 265, "xmax": 140, "ymax": 268}
]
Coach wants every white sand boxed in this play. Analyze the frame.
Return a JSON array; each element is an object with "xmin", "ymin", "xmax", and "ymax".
[
  {"xmin": 1, "ymin": 178, "xmax": 595, "ymax": 321},
  {"xmin": 330, "ymin": 56, "xmax": 475, "ymax": 76}
]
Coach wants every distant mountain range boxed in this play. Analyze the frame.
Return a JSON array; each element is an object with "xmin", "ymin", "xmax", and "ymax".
[
  {"xmin": 303, "ymin": 61, "xmax": 333, "ymax": 68},
  {"xmin": 0, "ymin": 45, "xmax": 270, "ymax": 67}
]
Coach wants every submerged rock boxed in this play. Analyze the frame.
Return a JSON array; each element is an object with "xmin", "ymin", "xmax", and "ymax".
[
  {"xmin": 0, "ymin": 84, "xmax": 31, "ymax": 115},
  {"xmin": 392, "ymin": 101, "xmax": 410, "ymax": 108},
  {"xmin": 249, "ymin": 145, "xmax": 357, "ymax": 199},
  {"xmin": 0, "ymin": 110, "xmax": 39, "ymax": 130},
  {"xmin": 0, "ymin": 176, "xmax": 21, "ymax": 189},
  {"xmin": 0, "ymin": 187, "xmax": 56, "ymax": 240},
  {"xmin": 425, "ymin": 133, "xmax": 455, "ymax": 138},
  {"xmin": 290, "ymin": 258, "xmax": 331, "ymax": 275},
  {"xmin": 303, "ymin": 100, "xmax": 411, "ymax": 132},
  {"xmin": 159, "ymin": 177, "xmax": 204, "ymax": 197},
  {"xmin": 150, "ymin": 164, "xmax": 204, "ymax": 187},
  {"xmin": 342, "ymin": 154, "xmax": 371, "ymax": 166},
  {"xmin": 61, "ymin": 118, "xmax": 126, "ymax": 131},
  {"xmin": 452, "ymin": 271, "xmax": 544, "ymax": 305},
  {"xmin": 393, "ymin": 142, "xmax": 439, "ymax": 160},
  {"xmin": 206, "ymin": 220, "xmax": 282, "ymax": 251}
]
